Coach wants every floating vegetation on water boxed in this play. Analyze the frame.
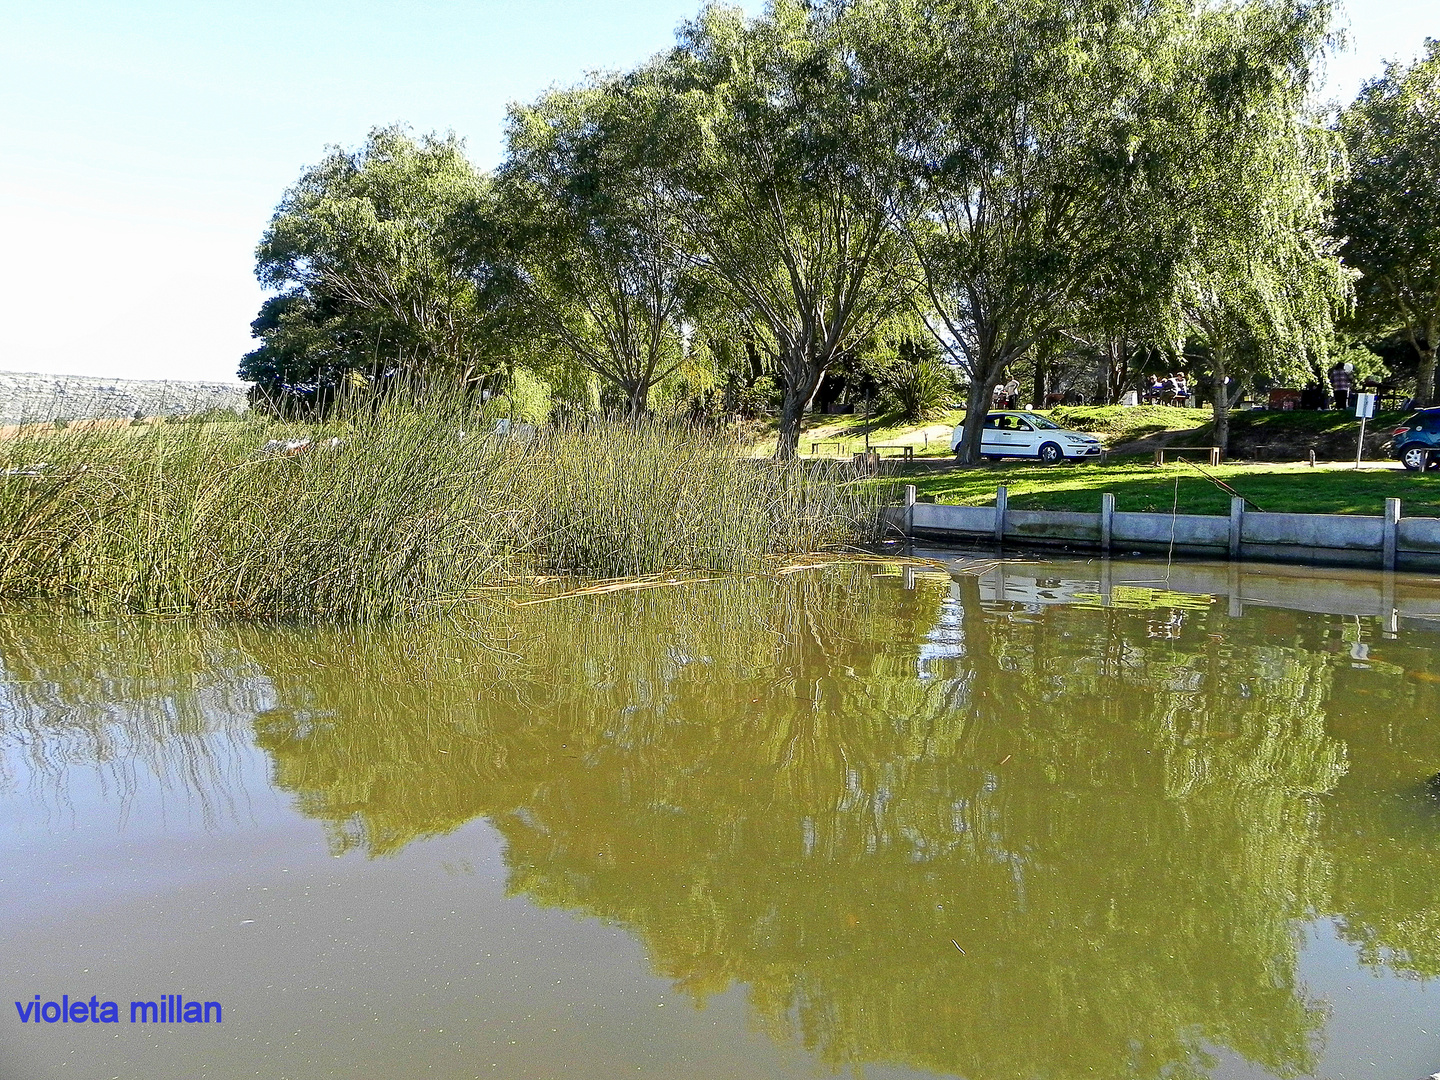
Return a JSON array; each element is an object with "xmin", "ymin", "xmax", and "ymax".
[{"xmin": 1069, "ymin": 585, "xmax": 1217, "ymax": 611}]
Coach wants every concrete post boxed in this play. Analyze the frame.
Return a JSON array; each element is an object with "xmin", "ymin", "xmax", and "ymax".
[
  {"xmin": 994, "ymin": 485, "xmax": 1008, "ymax": 546},
  {"xmin": 1227, "ymin": 561, "xmax": 1242, "ymax": 618},
  {"xmin": 1229, "ymin": 496, "xmax": 1244, "ymax": 560},
  {"xmin": 1384, "ymin": 498, "xmax": 1401, "ymax": 571},
  {"xmin": 1100, "ymin": 493, "xmax": 1115, "ymax": 553},
  {"xmin": 904, "ymin": 484, "xmax": 916, "ymax": 539},
  {"xmin": 1100, "ymin": 556, "xmax": 1113, "ymax": 607}
]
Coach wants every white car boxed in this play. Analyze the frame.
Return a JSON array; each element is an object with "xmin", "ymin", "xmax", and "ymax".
[{"xmin": 951, "ymin": 411, "xmax": 1102, "ymax": 464}]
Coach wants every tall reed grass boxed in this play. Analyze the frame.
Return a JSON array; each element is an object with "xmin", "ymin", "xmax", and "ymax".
[{"xmin": 0, "ymin": 397, "xmax": 880, "ymax": 618}]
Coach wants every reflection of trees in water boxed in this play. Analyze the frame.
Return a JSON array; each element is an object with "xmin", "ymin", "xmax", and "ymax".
[
  {"xmin": 1317, "ymin": 647, "xmax": 1440, "ymax": 979},
  {"xmin": 0, "ymin": 616, "xmax": 270, "ymax": 827},
  {"xmin": 4, "ymin": 572, "xmax": 1440, "ymax": 1078},
  {"xmin": 248, "ymin": 575, "xmax": 1347, "ymax": 1080}
]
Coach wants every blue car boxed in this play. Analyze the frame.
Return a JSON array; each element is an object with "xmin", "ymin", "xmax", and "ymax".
[{"xmin": 1393, "ymin": 408, "xmax": 1440, "ymax": 470}]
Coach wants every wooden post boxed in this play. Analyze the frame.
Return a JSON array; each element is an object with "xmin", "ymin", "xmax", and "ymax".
[
  {"xmin": 1229, "ymin": 496, "xmax": 1244, "ymax": 560},
  {"xmin": 1101, "ymin": 492, "xmax": 1115, "ymax": 553},
  {"xmin": 1208, "ymin": 447, "xmax": 1221, "ymax": 467},
  {"xmin": 1308, "ymin": 449, "xmax": 1316, "ymax": 467},
  {"xmin": 994, "ymin": 485, "xmax": 1008, "ymax": 546},
  {"xmin": 1384, "ymin": 497, "xmax": 1400, "ymax": 571}
]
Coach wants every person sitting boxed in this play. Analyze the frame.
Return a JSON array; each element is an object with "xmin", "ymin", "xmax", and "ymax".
[{"xmin": 1170, "ymin": 373, "xmax": 1189, "ymax": 406}]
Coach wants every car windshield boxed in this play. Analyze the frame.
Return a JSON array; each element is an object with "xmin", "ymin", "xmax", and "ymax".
[{"xmin": 1023, "ymin": 414, "xmax": 1060, "ymax": 430}]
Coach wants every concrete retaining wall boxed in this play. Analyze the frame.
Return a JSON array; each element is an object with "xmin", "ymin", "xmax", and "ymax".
[{"xmin": 898, "ymin": 485, "xmax": 1439, "ymax": 571}]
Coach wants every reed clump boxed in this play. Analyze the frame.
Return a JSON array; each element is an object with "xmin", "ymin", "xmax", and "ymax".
[
  {"xmin": 532, "ymin": 420, "xmax": 877, "ymax": 577},
  {"xmin": 0, "ymin": 399, "xmax": 880, "ymax": 618}
]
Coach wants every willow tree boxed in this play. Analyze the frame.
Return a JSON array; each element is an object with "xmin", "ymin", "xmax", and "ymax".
[
  {"xmin": 861, "ymin": 0, "xmax": 1346, "ymax": 462},
  {"xmin": 861, "ymin": 0, "xmax": 1199, "ymax": 462},
  {"xmin": 1334, "ymin": 39, "xmax": 1440, "ymax": 406},
  {"xmin": 664, "ymin": 1, "xmax": 912, "ymax": 459},
  {"xmin": 497, "ymin": 72, "xmax": 703, "ymax": 418},
  {"xmin": 1165, "ymin": 1, "xmax": 1349, "ymax": 455}
]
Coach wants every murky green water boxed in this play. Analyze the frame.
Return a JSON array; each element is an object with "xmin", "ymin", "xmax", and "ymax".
[{"xmin": 3, "ymin": 556, "xmax": 1439, "ymax": 1080}]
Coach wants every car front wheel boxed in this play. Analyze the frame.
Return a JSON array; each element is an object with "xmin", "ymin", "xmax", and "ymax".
[
  {"xmin": 1401, "ymin": 445, "xmax": 1429, "ymax": 471},
  {"xmin": 1038, "ymin": 442, "xmax": 1064, "ymax": 465}
]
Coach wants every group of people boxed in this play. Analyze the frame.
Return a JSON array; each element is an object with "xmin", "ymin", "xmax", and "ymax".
[
  {"xmin": 991, "ymin": 376, "xmax": 1022, "ymax": 410},
  {"xmin": 1144, "ymin": 373, "xmax": 1190, "ymax": 406},
  {"xmin": 992, "ymin": 372, "xmax": 1191, "ymax": 410},
  {"xmin": 981, "ymin": 362, "xmax": 1381, "ymax": 414}
]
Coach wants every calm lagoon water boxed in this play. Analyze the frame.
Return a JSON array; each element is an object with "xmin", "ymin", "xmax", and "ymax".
[{"xmin": 2, "ymin": 556, "xmax": 1439, "ymax": 1080}]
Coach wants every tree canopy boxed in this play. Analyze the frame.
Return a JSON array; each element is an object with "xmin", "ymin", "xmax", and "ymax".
[
  {"xmin": 243, "ymin": 0, "xmax": 1379, "ymax": 449},
  {"xmin": 1335, "ymin": 38, "xmax": 1440, "ymax": 406},
  {"xmin": 497, "ymin": 71, "xmax": 702, "ymax": 417},
  {"xmin": 246, "ymin": 126, "xmax": 516, "ymax": 410}
]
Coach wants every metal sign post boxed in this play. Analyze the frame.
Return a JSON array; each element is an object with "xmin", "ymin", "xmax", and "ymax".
[{"xmin": 1355, "ymin": 392, "xmax": 1377, "ymax": 468}]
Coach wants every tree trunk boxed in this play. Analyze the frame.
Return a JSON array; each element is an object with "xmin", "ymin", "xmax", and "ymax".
[
  {"xmin": 955, "ymin": 371, "xmax": 1001, "ymax": 464},
  {"xmin": 1033, "ymin": 352, "xmax": 1049, "ymax": 412},
  {"xmin": 1211, "ymin": 350, "xmax": 1240, "ymax": 457},
  {"xmin": 626, "ymin": 380, "xmax": 648, "ymax": 421},
  {"xmin": 774, "ymin": 358, "xmax": 825, "ymax": 461},
  {"xmin": 1414, "ymin": 339, "xmax": 1436, "ymax": 408}
]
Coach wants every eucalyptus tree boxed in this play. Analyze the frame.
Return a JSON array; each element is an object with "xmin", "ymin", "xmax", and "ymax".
[
  {"xmin": 253, "ymin": 126, "xmax": 514, "ymax": 395},
  {"xmin": 498, "ymin": 72, "xmax": 703, "ymax": 418},
  {"xmin": 1334, "ymin": 40, "xmax": 1440, "ymax": 405},
  {"xmin": 663, "ymin": 0, "xmax": 913, "ymax": 459}
]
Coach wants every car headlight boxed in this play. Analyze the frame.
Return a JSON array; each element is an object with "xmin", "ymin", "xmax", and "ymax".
[{"xmin": 1063, "ymin": 435, "xmax": 1092, "ymax": 444}]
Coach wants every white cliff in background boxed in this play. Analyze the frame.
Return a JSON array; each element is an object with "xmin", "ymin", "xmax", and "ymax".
[{"xmin": 0, "ymin": 370, "xmax": 250, "ymax": 424}]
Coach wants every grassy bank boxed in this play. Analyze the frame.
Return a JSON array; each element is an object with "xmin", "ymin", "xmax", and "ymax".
[
  {"xmin": 894, "ymin": 458, "xmax": 1440, "ymax": 517},
  {"xmin": 767, "ymin": 404, "xmax": 1208, "ymax": 459},
  {"xmin": 0, "ymin": 405, "xmax": 877, "ymax": 618},
  {"xmin": 778, "ymin": 404, "xmax": 1409, "ymax": 461}
]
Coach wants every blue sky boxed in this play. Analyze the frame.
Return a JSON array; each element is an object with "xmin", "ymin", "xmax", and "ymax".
[{"xmin": 0, "ymin": 0, "xmax": 1432, "ymax": 383}]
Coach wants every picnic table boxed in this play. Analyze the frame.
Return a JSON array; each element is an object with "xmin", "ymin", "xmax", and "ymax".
[
  {"xmin": 871, "ymin": 444, "xmax": 916, "ymax": 462},
  {"xmin": 1154, "ymin": 447, "xmax": 1222, "ymax": 467}
]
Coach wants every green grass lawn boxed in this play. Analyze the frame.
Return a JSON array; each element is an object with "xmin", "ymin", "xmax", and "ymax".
[
  {"xmin": 751, "ymin": 404, "xmax": 1211, "ymax": 459},
  {"xmin": 765, "ymin": 403, "xmax": 1410, "ymax": 457},
  {"xmin": 1044, "ymin": 404, "xmax": 1213, "ymax": 444},
  {"xmin": 888, "ymin": 458, "xmax": 1440, "ymax": 517},
  {"xmin": 749, "ymin": 409, "xmax": 965, "ymax": 459}
]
